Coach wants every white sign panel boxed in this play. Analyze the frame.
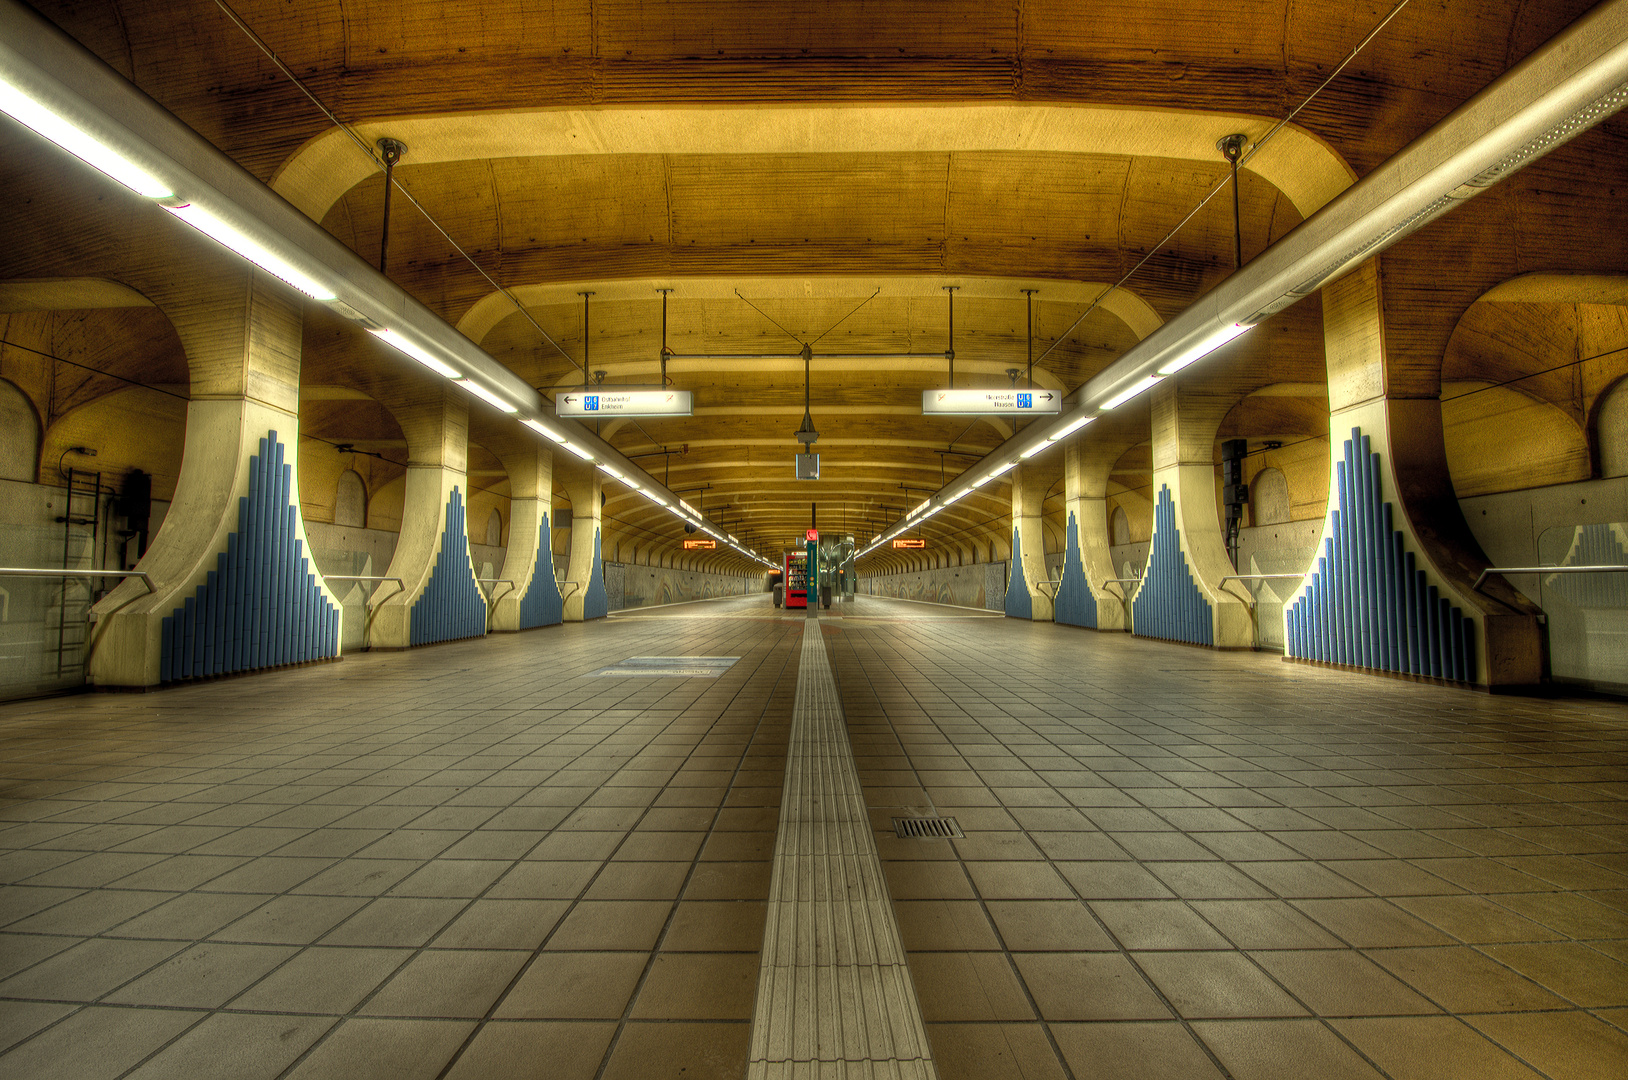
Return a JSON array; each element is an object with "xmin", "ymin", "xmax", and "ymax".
[
  {"xmin": 922, "ymin": 388, "xmax": 1062, "ymax": 415},
  {"xmin": 557, "ymin": 389, "xmax": 693, "ymax": 418}
]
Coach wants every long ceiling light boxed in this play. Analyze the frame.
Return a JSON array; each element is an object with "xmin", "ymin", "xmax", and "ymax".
[{"xmin": 0, "ymin": 0, "xmax": 770, "ymax": 568}]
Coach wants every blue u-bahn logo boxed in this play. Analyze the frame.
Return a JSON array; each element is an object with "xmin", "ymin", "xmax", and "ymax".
[
  {"xmin": 1017, "ymin": 393, "xmax": 1032, "ymax": 409},
  {"xmin": 585, "ymin": 395, "xmax": 599, "ymax": 411}
]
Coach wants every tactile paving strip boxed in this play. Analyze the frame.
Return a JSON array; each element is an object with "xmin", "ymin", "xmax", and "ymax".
[{"xmin": 746, "ymin": 623, "xmax": 938, "ymax": 1080}]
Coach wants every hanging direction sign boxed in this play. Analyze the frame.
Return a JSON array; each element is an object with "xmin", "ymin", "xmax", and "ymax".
[
  {"xmin": 683, "ymin": 539, "xmax": 716, "ymax": 549},
  {"xmin": 921, "ymin": 388, "xmax": 1061, "ymax": 415},
  {"xmin": 557, "ymin": 389, "xmax": 693, "ymax": 418},
  {"xmin": 892, "ymin": 538, "xmax": 927, "ymax": 548}
]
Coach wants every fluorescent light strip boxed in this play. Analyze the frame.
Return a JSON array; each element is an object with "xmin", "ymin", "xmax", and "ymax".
[
  {"xmin": 163, "ymin": 202, "xmax": 336, "ymax": 301},
  {"xmin": 371, "ymin": 328, "xmax": 460, "ymax": 380},
  {"xmin": 1047, "ymin": 415, "xmax": 1095, "ymax": 442},
  {"xmin": 456, "ymin": 379, "xmax": 519, "ymax": 414},
  {"xmin": 1157, "ymin": 322, "xmax": 1253, "ymax": 376},
  {"xmin": 1100, "ymin": 374, "xmax": 1164, "ymax": 411},
  {"xmin": 600, "ymin": 466, "xmax": 624, "ymax": 480},
  {"xmin": 0, "ymin": 78, "xmax": 172, "ymax": 198},
  {"xmin": 560, "ymin": 441, "xmax": 594, "ymax": 461}
]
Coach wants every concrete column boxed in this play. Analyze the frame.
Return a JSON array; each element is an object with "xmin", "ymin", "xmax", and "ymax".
[
  {"xmin": 1059, "ymin": 435, "xmax": 1129, "ymax": 631},
  {"xmin": 89, "ymin": 274, "xmax": 343, "ymax": 686},
  {"xmin": 1128, "ymin": 380, "xmax": 1253, "ymax": 648},
  {"xmin": 476, "ymin": 426, "xmax": 561, "ymax": 632},
  {"xmin": 1284, "ymin": 261, "xmax": 1543, "ymax": 686},
  {"xmin": 1004, "ymin": 463, "xmax": 1056, "ymax": 621},
  {"xmin": 370, "ymin": 385, "xmax": 486, "ymax": 648},
  {"xmin": 556, "ymin": 457, "xmax": 608, "ymax": 621}
]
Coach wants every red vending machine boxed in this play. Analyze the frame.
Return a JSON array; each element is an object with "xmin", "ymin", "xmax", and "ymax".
[{"xmin": 783, "ymin": 550, "xmax": 808, "ymax": 609}]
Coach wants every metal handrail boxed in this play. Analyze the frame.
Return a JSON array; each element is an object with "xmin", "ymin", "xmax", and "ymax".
[
  {"xmin": 1218, "ymin": 572, "xmax": 1308, "ymax": 605},
  {"xmin": 0, "ymin": 567, "xmax": 154, "ymax": 594},
  {"xmin": 1035, "ymin": 578, "xmax": 1063, "ymax": 599},
  {"xmin": 558, "ymin": 580, "xmax": 581, "ymax": 602},
  {"xmin": 1099, "ymin": 576, "xmax": 1141, "ymax": 600},
  {"xmin": 1472, "ymin": 564, "xmax": 1628, "ymax": 594},
  {"xmin": 477, "ymin": 578, "xmax": 515, "ymax": 609},
  {"xmin": 324, "ymin": 575, "xmax": 406, "ymax": 607}
]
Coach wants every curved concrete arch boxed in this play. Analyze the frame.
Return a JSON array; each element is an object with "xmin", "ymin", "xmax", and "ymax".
[
  {"xmin": 0, "ymin": 277, "xmax": 157, "ymax": 312},
  {"xmin": 272, "ymin": 104, "xmax": 1353, "ymax": 231}
]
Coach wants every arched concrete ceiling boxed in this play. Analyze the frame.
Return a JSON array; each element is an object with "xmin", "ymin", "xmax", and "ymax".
[{"xmin": 10, "ymin": 0, "xmax": 1621, "ymax": 566}]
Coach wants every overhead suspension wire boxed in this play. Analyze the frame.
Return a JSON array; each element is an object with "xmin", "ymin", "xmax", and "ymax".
[
  {"xmin": 1032, "ymin": 0, "xmax": 1416, "ymax": 370},
  {"xmin": 208, "ymin": 0, "xmax": 585, "ymax": 379}
]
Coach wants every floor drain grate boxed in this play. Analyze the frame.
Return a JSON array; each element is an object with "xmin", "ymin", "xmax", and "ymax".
[{"xmin": 893, "ymin": 816, "xmax": 963, "ymax": 839}]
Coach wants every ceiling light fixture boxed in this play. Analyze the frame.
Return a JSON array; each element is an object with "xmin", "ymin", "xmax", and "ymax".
[
  {"xmin": 1099, "ymin": 375, "xmax": 1164, "ymax": 412},
  {"xmin": 455, "ymin": 378, "xmax": 519, "ymax": 414},
  {"xmin": 163, "ymin": 201, "xmax": 336, "ymax": 300},
  {"xmin": 370, "ymin": 328, "xmax": 460, "ymax": 380},
  {"xmin": 0, "ymin": 77, "xmax": 171, "ymax": 197}
]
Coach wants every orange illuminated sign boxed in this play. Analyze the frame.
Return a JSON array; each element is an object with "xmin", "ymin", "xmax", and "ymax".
[
  {"xmin": 683, "ymin": 539, "xmax": 717, "ymax": 550},
  {"xmin": 892, "ymin": 538, "xmax": 927, "ymax": 549}
]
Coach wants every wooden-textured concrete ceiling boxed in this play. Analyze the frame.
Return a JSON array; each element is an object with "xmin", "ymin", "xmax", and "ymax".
[{"xmin": 12, "ymin": 0, "xmax": 1627, "ymax": 560}]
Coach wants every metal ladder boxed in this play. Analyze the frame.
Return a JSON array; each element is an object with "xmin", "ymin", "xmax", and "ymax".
[{"xmin": 53, "ymin": 468, "xmax": 101, "ymax": 675}]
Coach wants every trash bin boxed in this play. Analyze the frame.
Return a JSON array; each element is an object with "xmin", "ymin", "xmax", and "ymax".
[
  {"xmin": 773, "ymin": 584, "xmax": 783, "ymax": 607},
  {"xmin": 820, "ymin": 584, "xmax": 833, "ymax": 609}
]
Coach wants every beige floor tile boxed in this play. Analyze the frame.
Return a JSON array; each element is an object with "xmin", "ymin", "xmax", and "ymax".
[
  {"xmin": 196, "ymin": 856, "xmax": 331, "ymax": 893},
  {"xmin": 291, "ymin": 858, "xmax": 421, "ymax": 897},
  {"xmin": 1092, "ymin": 900, "xmax": 1232, "ymax": 950},
  {"xmin": 683, "ymin": 861, "xmax": 770, "ymax": 900},
  {"xmin": 230, "ymin": 946, "xmax": 409, "ymax": 1013},
  {"xmin": 5, "ymin": 889, "xmax": 174, "ymax": 935},
  {"xmin": 123, "ymin": 1011, "xmax": 333, "ymax": 1080},
  {"xmin": 632, "ymin": 953, "xmax": 758, "ymax": 1019},
  {"xmin": 525, "ymin": 832, "xmax": 624, "ymax": 862},
  {"xmin": 106, "ymin": 890, "xmax": 269, "ymax": 939},
  {"xmin": 388, "ymin": 859, "xmax": 511, "ymax": 898},
  {"xmin": 0, "ymin": 933, "xmax": 79, "ymax": 981},
  {"xmin": 662, "ymin": 900, "xmax": 767, "ymax": 951},
  {"xmin": 0, "ymin": 1004, "xmax": 202, "ymax": 1080},
  {"xmin": 283, "ymin": 1018, "xmax": 474, "ymax": 1080},
  {"xmin": 612, "ymin": 831, "xmax": 705, "ymax": 862},
  {"xmin": 103, "ymin": 941, "xmax": 294, "ymax": 1008},
  {"xmin": 965, "ymin": 860, "xmax": 1076, "ymax": 900},
  {"xmin": 1494, "ymin": 891, "xmax": 1628, "ymax": 940},
  {"xmin": 1241, "ymin": 861, "xmax": 1372, "ymax": 899},
  {"xmin": 1249, "ymin": 949, "xmax": 1439, "ymax": 1016},
  {"xmin": 1147, "ymin": 861, "xmax": 1274, "ymax": 899},
  {"xmin": 213, "ymin": 895, "xmax": 368, "ymax": 944},
  {"xmin": 584, "ymin": 861, "xmax": 691, "ymax": 900},
  {"xmin": 883, "ymin": 861, "xmax": 975, "ymax": 900},
  {"xmin": 1193, "ymin": 1018, "xmax": 1387, "ymax": 1080},
  {"xmin": 952, "ymin": 833, "xmax": 1046, "ymax": 861},
  {"xmin": 1500, "ymin": 855, "xmax": 1628, "ymax": 891},
  {"xmin": 319, "ymin": 897, "xmax": 465, "ymax": 947},
  {"xmin": 1133, "ymin": 952, "xmax": 1308, "ymax": 1019},
  {"xmin": 1468, "ymin": 1011, "xmax": 1628, "ymax": 1080},
  {"xmin": 1055, "ymin": 861, "xmax": 1174, "ymax": 899},
  {"xmin": 1013, "ymin": 952, "xmax": 1170, "ymax": 1020},
  {"xmin": 697, "ymin": 832, "xmax": 775, "ymax": 862},
  {"xmin": 1292, "ymin": 898, "xmax": 1456, "ymax": 947},
  {"xmin": 1189, "ymin": 900, "xmax": 1345, "ymax": 949},
  {"xmin": 1331, "ymin": 1017, "xmax": 1547, "ymax": 1080},
  {"xmin": 1413, "ymin": 857, "xmax": 1558, "ymax": 894},
  {"xmin": 599, "ymin": 1021, "xmax": 749, "ymax": 1080},
  {"xmin": 910, "ymin": 951, "xmax": 1037, "ymax": 1021},
  {"xmin": 0, "ymin": 1001, "xmax": 74, "ymax": 1054},
  {"xmin": 495, "ymin": 952, "xmax": 647, "ymax": 1018},
  {"xmin": 1030, "ymin": 831, "xmax": 1130, "ymax": 860},
  {"xmin": 926, "ymin": 1022, "xmax": 1067, "ymax": 1080},
  {"xmin": 545, "ymin": 900, "xmax": 672, "ymax": 950},
  {"xmin": 432, "ymin": 899, "xmax": 571, "ymax": 950},
  {"xmin": 0, "ymin": 936, "xmax": 183, "ymax": 1001},
  {"xmin": 1050, "ymin": 1020, "xmax": 1224, "ymax": 1080},
  {"xmin": 361, "ymin": 949, "xmax": 529, "ymax": 1018},
  {"xmin": 1393, "ymin": 895, "xmax": 1568, "ymax": 944},
  {"xmin": 1477, "ymin": 942, "xmax": 1628, "ymax": 1007},
  {"xmin": 488, "ymin": 861, "xmax": 599, "ymax": 899},
  {"xmin": 1366, "ymin": 945, "xmax": 1572, "ymax": 1012},
  {"xmin": 984, "ymin": 900, "xmax": 1115, "ymax": 951},
  {"xmin": 442, "ymin": 1020, "xmax": 616, "ymax": 1080},
  {"xmin": 892, "ymin": 899, "xmax": 1000, "ymax": 951}
]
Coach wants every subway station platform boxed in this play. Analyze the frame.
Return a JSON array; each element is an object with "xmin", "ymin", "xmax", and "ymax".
[{"xmin": 1, "ymin": 595, "xmax": 1626, "ymax": 1079}]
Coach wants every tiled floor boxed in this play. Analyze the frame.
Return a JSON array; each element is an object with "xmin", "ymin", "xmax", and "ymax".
[
  {"xmin": 828, "ymin": 599, "xmax": 1628, "ymax": 1080},
  {"xmin": 0, "ymin": 593, "xmax": 1625, "ymax": 1079},
  {"xmin": 0, "ymin": 607, "xmax": 798, "ymax": 1080}
]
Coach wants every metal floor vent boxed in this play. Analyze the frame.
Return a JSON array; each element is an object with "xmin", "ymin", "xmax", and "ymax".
[{"xmin": 893, "ymin": 816, "xmax": 963, "ymax": 839}]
